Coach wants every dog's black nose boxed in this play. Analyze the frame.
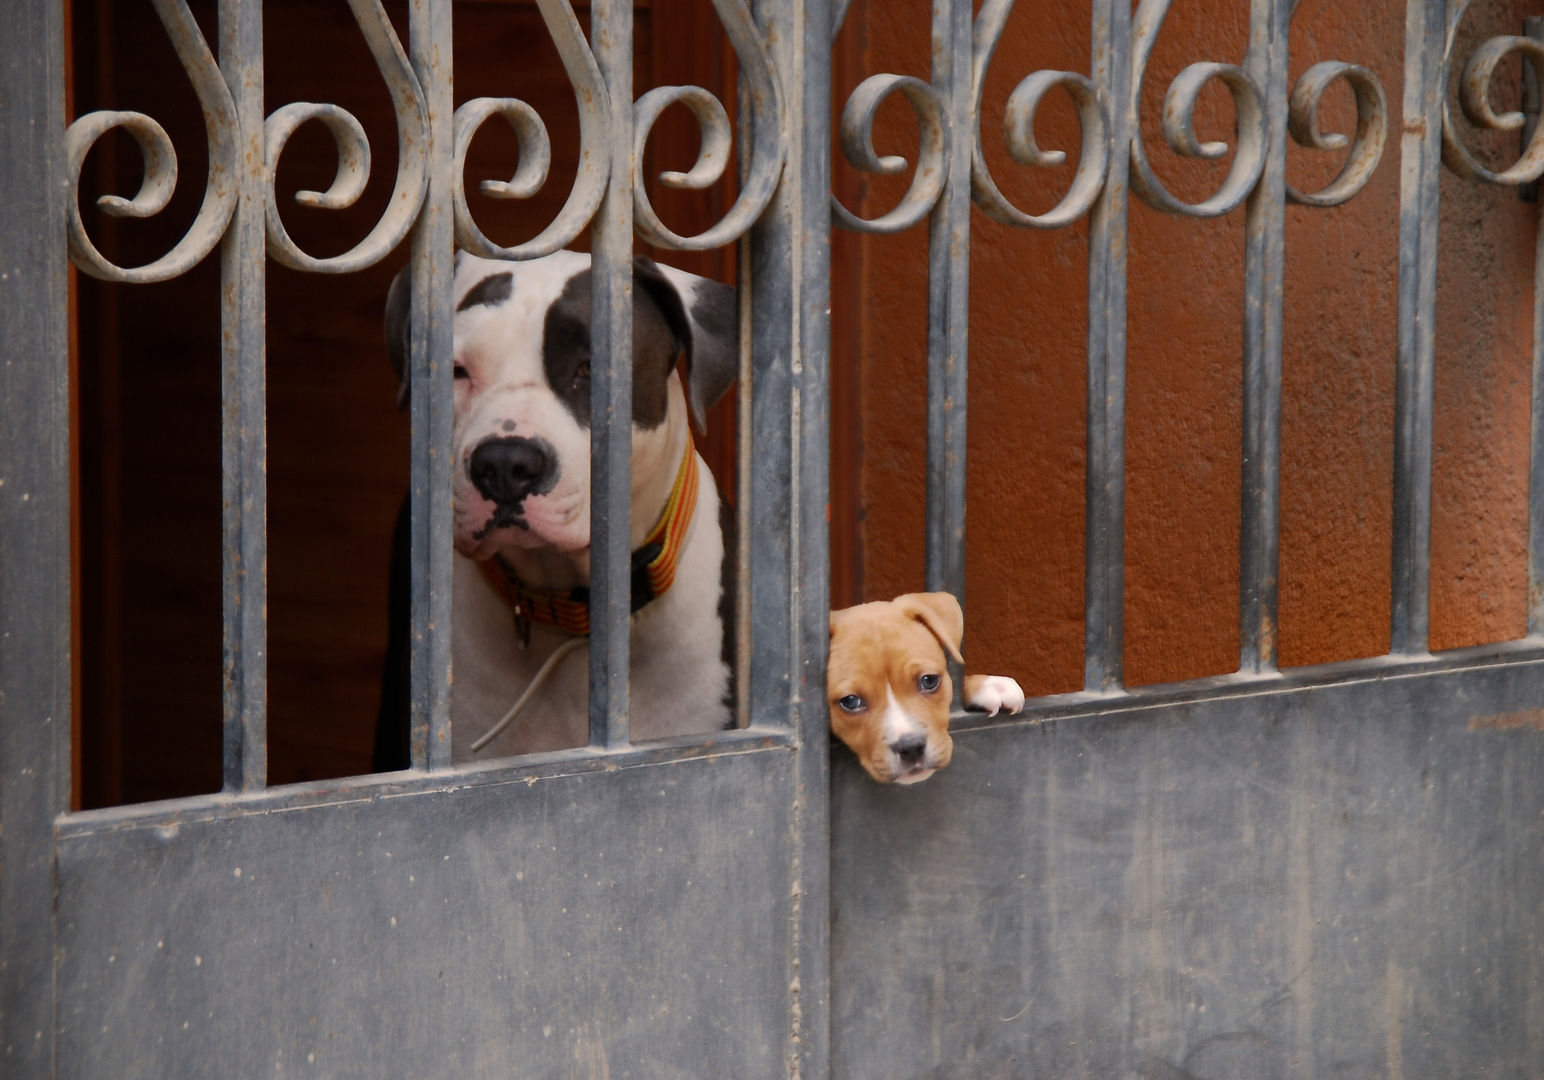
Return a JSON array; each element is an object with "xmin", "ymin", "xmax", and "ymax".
[
  {"xmin": 892, "ymin": 734, "xmax": 927, "ymax": 768},
  {"xmin": 469, "ymin": 437, "xmax": 551, "ymax": 507}
]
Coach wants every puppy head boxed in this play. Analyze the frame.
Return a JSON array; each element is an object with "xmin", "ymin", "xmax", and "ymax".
[
  {"xmin": 385, "ymin": 252, "xmax": 736, "ymax": 560},
  {"xmin": 827, "ymin": 592, "xmax": 965, "ymax": 784}
]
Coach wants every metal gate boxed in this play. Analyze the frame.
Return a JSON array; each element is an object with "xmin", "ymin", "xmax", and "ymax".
[{"xmin": 4, "ymin": 1, "xmax": 1544, "ymax": 1078}]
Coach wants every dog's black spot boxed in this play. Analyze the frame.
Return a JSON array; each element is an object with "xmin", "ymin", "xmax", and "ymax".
[
  {"xmin": 501, "ymin": 420, "xmax": 517, "ymax": 432},
  {"xmin": 689, "ymin": 278, "xmax": 735, "ymax": 351},
  {"xmin": 457, "ymin": 271, "xmax": 514, "ymax": 312},
  {"xmin": 542, "ymin": 263, "xmax": 686, "ymax": 430}
]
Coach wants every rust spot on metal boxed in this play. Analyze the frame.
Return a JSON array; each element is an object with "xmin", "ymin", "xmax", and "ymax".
[{"xmin": 1469, "ymin": 710, "xmax": 1544, "ymax": 731}]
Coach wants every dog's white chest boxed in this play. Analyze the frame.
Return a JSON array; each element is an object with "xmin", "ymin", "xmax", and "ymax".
[{"xmin": 449, "ymin": 462, "xmax": 731, "ymax": 760}]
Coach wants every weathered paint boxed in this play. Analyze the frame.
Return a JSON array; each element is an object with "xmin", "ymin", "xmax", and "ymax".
[
  {"xmin": 832, "ymin": 647, "xmax": 1544, "ymax": 1080},
  {"xmin": 57, "ymin": 739, "xmax": 798, "ymax": 1080}
]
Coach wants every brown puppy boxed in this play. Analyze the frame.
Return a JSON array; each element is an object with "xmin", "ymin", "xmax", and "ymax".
[{"xmin": 827, "ymin": 593, "xmax": 1025, "ymax": 783}]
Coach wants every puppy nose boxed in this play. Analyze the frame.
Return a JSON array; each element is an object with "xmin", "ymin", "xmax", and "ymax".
[
  {"xmin": 891, "ymin": 734, "xmax": 927, "ymax": 768},
  {"xmin": 469, "ymin": 437, "xmax": 550, "ymax": 506}
]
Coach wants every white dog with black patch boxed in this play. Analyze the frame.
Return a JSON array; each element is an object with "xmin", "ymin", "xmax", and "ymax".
[{"xmin": 377, "ymin": 251, "xmax": 738, "ymax": 763}]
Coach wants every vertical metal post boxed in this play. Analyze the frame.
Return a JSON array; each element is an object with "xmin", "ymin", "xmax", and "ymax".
[
  {"xmin": 1239, "ymin": 0, "xmax": 1289, "ymax": 674},
  {"xmin": 408, "ymin": 0, "xmax": 456, "ymax": 769},
  {"xmin": 747, "ymin": 0, "xmax": 793, "ymax": 731},
  {"xmin": 784, "ymin": 0, "xmax": 833, "ymax": 1071},
  {"xmin": 1526, "ymin": 17, "xmax": 1544, "ymax": 637},
  {"xmin": 590, "ymin": 0, "xmax": 634, "ymax": 749},
  {"xmin": 0, "ymin": 3, "xmax": 69, "ymax": 1073},
  {"xmin": 219, "ymin": 0, "xmax": 267, "ymax": 792},
  {"xmin": 925, "ymin": 0, "xmax": 971, "ymax": 607},
  {"xmin": 1533, "ymin": 223, "xmax": 1544, "ymax": 636},
  {"xmin": 1085, "ymin": 0, "xmax": 1131, "ymax": 693},
  {"xmin": 1392, "ymin": 0, "xmax": 1445, "ymax": 656}
]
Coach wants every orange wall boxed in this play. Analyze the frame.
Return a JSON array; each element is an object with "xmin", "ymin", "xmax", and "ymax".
[{"xmin": 836, "ymin": 0, "xmax": 1536, "ymax": 695}]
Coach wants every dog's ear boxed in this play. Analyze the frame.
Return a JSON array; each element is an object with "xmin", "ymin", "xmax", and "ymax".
[
  {"xmin": 633, "ymin": 255, "xmax": 738, "ymax": 434},
  {"xmin": 894, "ymin": 592, "xmax": 965, "ymax": 665},
  {"xmin": 384, "ymin": 263, "xmax": 412, "ymax": 411}
]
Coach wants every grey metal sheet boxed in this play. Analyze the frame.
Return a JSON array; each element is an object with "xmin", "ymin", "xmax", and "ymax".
[
  {"xmin": 0, "ymin": 2, "xmax": 71, "ymax": 1075},
  {"xmin": 831, "ymin": 653, "xmax": 1544, "ymax": 1080},
  {"xmin": 58, "ymin": 742, "xmax": 797, "ymax": 1080}
]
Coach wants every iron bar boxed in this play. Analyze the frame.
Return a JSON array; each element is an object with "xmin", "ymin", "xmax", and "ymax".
[
  {"xmin": 1525, "ymin": 17, "xmax": 1544, "ymax": 636},
  {"xmin": 777, "ymin": 0, "xmax": 833, "ymax": 1071},
  {"xmin": 1391, "ymin": 0, "xmax": 1446, "ymax": 656},
  {"xmin": 1084, "ymin": 0, "xmax": 1131, "ymax": 693},
  {"xmin": 926, "ymin": 0, "xmax": 972, "ymax": 711},
  {"xmin": 924, "ymin": 0, "xmax": 971, "ymax": 606},
  {"xmin": 589, "ymin": 0, "xmax": 635, "ymax": 749},
  {"xmin": 408, "ymin": 0, "xmax": 456, "ymax": 769},
  {"xmin": 1534, "ymin": 177, "xmax": 1544, "ymax": 636},
  {"xmin": 218, "ymin": 0, "xmax": 267, "ymax": 792},
  {"xmin": 745, "ymin": 0, "xmax": 793, "ymax": 731},
  {"xmin": 1238, "ymin": 0, "xmax": 1289, "ymax": 675}
]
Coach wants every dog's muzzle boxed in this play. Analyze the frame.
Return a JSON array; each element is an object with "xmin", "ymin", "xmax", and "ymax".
[
  {"xmin": 469, "ymin": 436, "xmax": 557, "ymax": 510},
  {"xmin": 468, "ymin": 435, "xmax": 560, "ymax": 535}
]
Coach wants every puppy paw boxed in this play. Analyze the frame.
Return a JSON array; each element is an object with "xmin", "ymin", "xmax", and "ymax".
[{"xmin": 963, "ymin": 674, "xmax": 1025, "ymax": 716}]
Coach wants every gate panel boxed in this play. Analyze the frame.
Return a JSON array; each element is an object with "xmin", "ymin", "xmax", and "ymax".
[
  {"xmin": 831, "ymin": 652, "xmax": 1544, "ymax": 1080},
  {"xmin": 59, "ymin": 737, "xmax": 796, "ymax": 1080},
  {"xmin": 0, "ymin": 2, "xmax": 70, "ymax": 1075}
]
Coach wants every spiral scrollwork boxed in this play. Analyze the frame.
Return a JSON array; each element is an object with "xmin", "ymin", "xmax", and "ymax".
[
  {"xmin": 1285, "ymin": 61, "xmax": 1388, "ymax": 207},
  {"xmin": 452, "ymin": 0, "xmax": 610, "ymax": 260},
  {"xmin": 970, "ymin": 0, "xmax": 1108, "ymax": 230},
  {"xmin": 633, "ymin": 0, "xmax": 785, "ymax": 251},
  {"xmin": 1440, "ymin": 1, "xmax": 1544, "ymax": 186},
  {"xmin": 830, "ymin": 74, "xmax": 950, "ymax": 234},
  {"xmin": 64, "ymin": 0, "xmax": 238, "ymax": 284},
  {"xmin": 1128, "ymin": 0, "xmax": 1266, "ymax": 218},
  {"xmin": 262, "ymin": 0, "xmax": 427, "ymax": 273}
]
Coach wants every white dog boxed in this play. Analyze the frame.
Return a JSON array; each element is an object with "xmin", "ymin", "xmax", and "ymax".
[{"xmin": 377, "ymin": 251, "xmax": 738, "ymax": 763}]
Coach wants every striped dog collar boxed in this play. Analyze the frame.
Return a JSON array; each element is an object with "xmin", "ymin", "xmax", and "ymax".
[{"xmin": 477, "ymin": 439, "xmax": 700, "ymax": 639}]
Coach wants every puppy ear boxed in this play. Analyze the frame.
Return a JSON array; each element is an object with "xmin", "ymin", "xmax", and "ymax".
[
  {"xmin": 895, "ymin": 592, "xmax": 964, "ymax": 665},
  {"xmin": 384, "ymin": 263, "xmax": 412, "ymax": 411},
  {"xmin": 634, "ymin": 256, "xmax": 738, "ymax": 433}
]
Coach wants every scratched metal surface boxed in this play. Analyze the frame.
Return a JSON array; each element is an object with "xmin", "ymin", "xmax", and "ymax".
[
  {"xmin": 56, "ymin": 743, "xmax": 796, "ymax": 1080},
  {"xmin": 830, "ymin": 651, "xmax": 1544, "ymax": 1080}
]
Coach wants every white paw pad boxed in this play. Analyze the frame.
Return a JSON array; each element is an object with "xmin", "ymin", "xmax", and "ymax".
[{"xmin": 968, "ymin": 676, "xmax": 1025, "ymax": 717}]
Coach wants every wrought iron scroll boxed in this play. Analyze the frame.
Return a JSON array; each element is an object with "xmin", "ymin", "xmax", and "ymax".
[
  {"xmin": 451, "ymin": 0, "xmax": 609, "ymax": 260},
  {"xmin": 263, "ymin": 0, "xmax": 428, "ymax": 273},
  {"xmin": 1128, "ymin": 0, "xmax": 1266, "ymax": 219},
  {"xmin": 1285, "ymin": 61, "xmax": 1388, "ymax": 207},
  {"xmin": 969, "ymin": 0, "xmax": 1108, "ymax": 230},
  {"xmin": 64, "ymin": 0, "xmax": 238, "ymax": 284},
  {"xmin": 632, "ymin": 0, "xmax": 786, "ymax": 250}
]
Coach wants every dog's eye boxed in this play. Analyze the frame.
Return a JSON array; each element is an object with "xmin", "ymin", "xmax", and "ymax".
[
  {"xmin": 453, "ymin": 363, "xmax": 469, "ymax": 380},
  {"xmin": 918, "ymin": 673, "xmax": 941, "ymax": 693},
  {"xmin": 836, "ymin": 694, "xmax": 866, "ymax": 713},
  {"xmin": 573, "ymin": 361, "xmax": 590, "ymax": 383}
]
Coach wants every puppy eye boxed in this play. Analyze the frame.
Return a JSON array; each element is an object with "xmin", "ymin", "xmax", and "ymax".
[
  {"xmin": 453, "ymin": 363, "xmax": 469, "ymax": 380},
  {"xmin": 573, "ymin": 361, "xmax": 591, "ymax": 382},
  {"xmin": 918, "ymin": 673, "xmax": 941, "ymax": 693},
  {"xmin": 837, "ymin": 694, "xmax": 866, "ymax": 713}
]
